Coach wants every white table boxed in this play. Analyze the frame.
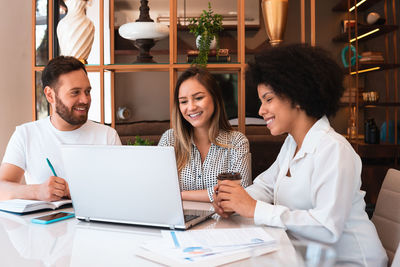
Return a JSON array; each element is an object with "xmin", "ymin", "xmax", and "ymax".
[{"xmin": 0, "ymin": 201, "xmax": 300, "ymax": 267}]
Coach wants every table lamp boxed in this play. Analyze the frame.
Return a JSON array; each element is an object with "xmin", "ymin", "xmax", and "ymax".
[{"xmin": 118, "ymin": 0, "xmax": 169, "ymax": 63}]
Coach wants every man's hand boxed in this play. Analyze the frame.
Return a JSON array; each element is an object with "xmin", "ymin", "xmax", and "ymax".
[
  {"xmin": 214, "ymin": 180, "xmax": 257, "ymax": 218},
  {"xmin": 36, "ymin": 176, "xmax": 69, "ymax": 201},
  {"xmin": 64, "ymin": 182, "xmax": 71, "ymax": 199}
]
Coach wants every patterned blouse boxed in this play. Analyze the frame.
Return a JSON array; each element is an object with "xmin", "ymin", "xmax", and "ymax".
[{"xmin": 158, "ymin": 129, "xmax": 251, "ymax": 201}]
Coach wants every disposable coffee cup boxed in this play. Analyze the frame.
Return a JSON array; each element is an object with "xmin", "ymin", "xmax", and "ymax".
[
  {"xmin": 216, "ymin": 172, "xmax": 241, "ymax": 212},
  {"xmin": 217, "ymin": 172, "xmax": 242, "ymax": 185}
]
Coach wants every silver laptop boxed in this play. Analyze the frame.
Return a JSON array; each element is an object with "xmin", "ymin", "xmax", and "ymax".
[{"xmin": 61, "ymin": 145, "xmax": 214, "ymax": 230}]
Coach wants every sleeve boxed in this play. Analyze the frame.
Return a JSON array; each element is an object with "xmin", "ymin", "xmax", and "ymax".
[
  {"xmin": 245, "ymin": 136, "xmax": 289, "ymax": 204},
  {"xmin": 245, "ymin": 157, "xmax": 279, "ymax": 204},
  {"xmin": 108, "ymin": 127, "xmax": 122, "ymax": 145},
  {"xmin": 158, "ymin": 129, "xmax": 174, "ymax": 146},
  {"xmin": 2, "ymin": 127, "xmax": 27, "ymax": 171},
  {"xmin": 252, "ymin": 141, "xmax": 361, "ymax": 244},
  {"xmin": 228, "ymin": 132, "xmax": 251, "ymax": 187}
]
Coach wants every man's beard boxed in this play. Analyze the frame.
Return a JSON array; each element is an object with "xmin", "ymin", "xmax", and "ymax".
[{"xmin": 55, "ymin": 95, "xmax": 89, "ymax": 126}]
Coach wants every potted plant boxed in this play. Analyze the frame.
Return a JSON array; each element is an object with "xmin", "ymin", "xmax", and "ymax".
[
  {"xmin": 188, "ymin": 2, "xmax": 223, "ymax": 67},
  {"xmin": 126, "ymin": 136, "xmax": 154, "ymax": 146}
]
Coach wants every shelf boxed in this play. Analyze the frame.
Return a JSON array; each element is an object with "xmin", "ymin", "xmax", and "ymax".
[
  {"xmin": 340, "ymin": 102, "xmax": 400, "ymax": 108},
  {"xmin": 114, "ymin": 28, "xmax": 270, "ymax": 56},
  {"xmin": 332, "ymin": 24, "xmax": 398, "ymax": 43},
  {"xmin": 102, "ymin": 63, "xmax": 243, "ymax": 72},
  {"xmin": 346, "ymin": 63, "xmax": 400, "ymax": 74},
  {"xmin": 350, "ymin": 140, "xmax": 400, "ymax": 154},
  {"xmin": 363, "ymin": 102, "xmax": 400, "ymax": 108},
  {"xmin": 114, "ymin": 50, "xmax": 171, "ymax": 56},
  {"xmin": 332, "ymin": 0, "xmax": 383, "ymax": 12}
]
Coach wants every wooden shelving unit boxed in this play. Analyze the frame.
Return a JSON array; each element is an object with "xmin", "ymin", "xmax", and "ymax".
[
  {"xmin": 32, "ymin": 0, "xmax": 248, "ymax": 133},
  {"xmin": 333, "ymin": 0, "xmax": 400, "ymax": 206}
]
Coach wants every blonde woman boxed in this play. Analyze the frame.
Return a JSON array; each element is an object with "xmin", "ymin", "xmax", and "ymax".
[{"xmin": 159, "ymin": 67, "xmax": 251, "ymax": 202}]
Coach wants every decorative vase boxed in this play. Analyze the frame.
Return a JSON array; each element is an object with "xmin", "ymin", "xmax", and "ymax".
[
  {"xmin": 196, "ymin": 35, "xmax": 217, "ymax": 50},
  {"xmin": 57, "ymin": 0, "xmax": 95, "ymax": 63},
  {"xmin": 261, "ymin": 0, "xmax": 288, "ymax": 46}
]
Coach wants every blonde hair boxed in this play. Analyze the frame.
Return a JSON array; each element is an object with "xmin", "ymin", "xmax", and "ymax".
[{"xmin": 172, "ymin": 67, "xmax": 232, "ymax": 173}]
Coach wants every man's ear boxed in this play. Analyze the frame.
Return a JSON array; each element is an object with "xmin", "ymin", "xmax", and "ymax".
[{"xmin": 44, "ymin": 86, "xmax": 55, "ymax": 104}]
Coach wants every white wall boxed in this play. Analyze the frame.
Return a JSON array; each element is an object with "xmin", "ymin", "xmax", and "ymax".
[{"xmin": 0, "ymin": 1, "xmax": 32, "ymax": 159}]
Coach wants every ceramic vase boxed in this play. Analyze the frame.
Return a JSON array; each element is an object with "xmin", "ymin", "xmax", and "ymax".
[
  {"xmin": 57, "ymin": 0, "xmax": 95, "ymax": 63},
  {"xmin": 261, "ymin": 0, "xmax": 288, "ymax": 46},
  {"xmin": 196, "ymin": 35, "xmax": 217, "ymax": 50}
]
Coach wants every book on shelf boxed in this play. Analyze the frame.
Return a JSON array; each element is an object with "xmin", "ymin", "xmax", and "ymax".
[
  {"xmin": 340, "ymin": 87, "xmax": 363, "ymax": 103},
  {"xmin": 359, "ymin": 59, "xmax": 385, "ymax": 64},
  {"xmin": 360, "ymin": 51, "xmax": 384, "ymax": 64},
  {"xmin": 340, "ymin": 95, "xmax": 363, "ymax": 103},
  {"xmin": 361, "ymin": 51, "xmax": 383, "ymax": 57},
  {"xmin": 0, "ymin": 199, "xmax": 72, "ymax": 214},
  {"xmin": 187, "ymin": 55, "xmax": 231, "ymax": 63},
  {"xmin": 359, "ymin": 60, "xmax": 385, "ymax": 65},
  {"xmin": 187, "ymin": 48, "xmax": 231, "ymax": 63},
  {"xmin": 187, "ymin": 48, "xmax": 230, "ymax": 57}
]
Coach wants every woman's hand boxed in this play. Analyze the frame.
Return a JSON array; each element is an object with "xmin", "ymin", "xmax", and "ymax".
[
  {"xmin": 212, "ymin": 191, "xmax": 234, "ymax": 218},
  {"xmin": 214, "ymin": 180, "xmax": 257, "ymax": 218},
  {"xmin": 212, "ymin": 185, "xmax": 230, "ymax": 218}
]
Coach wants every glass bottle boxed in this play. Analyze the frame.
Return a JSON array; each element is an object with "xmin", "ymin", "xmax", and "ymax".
[{"xmin": 348, "ymin": 106, "xmax": 357, "ymax": 140}]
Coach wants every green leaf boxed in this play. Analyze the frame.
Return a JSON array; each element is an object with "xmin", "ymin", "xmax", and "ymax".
[
  {"xmin": 187, "ymin": 2, "xmax": 224, "ymax": 67},
  {"xmin": 126, "ymin": 136, "xmax": 154, "ymax": 146}
]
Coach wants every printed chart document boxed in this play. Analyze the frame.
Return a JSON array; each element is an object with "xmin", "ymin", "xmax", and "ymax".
[
  {"xmin": 0, "ymin": 199, "xmax": 72, "ymax": 214},
  {"xmin": 136, "ymin": 227, "xmax": 277, "ymax": 266}
]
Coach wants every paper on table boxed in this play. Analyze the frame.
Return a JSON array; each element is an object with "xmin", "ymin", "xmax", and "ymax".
[
  {"xmin": 163, "ymin": 227, "xmax": 276, "ymax": 248},
  {"xmin": 136, "ymin": 227, "xmax": 278, "ymax": 266}
]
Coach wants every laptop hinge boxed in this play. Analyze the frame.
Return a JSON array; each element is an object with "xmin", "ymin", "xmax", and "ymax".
[
  {"xmin": 84, "ymin": 217, "xmax": 90, "ymax": 222},
  {"xmin": 169, "ymin": 225, "xmax": 175, "ymax": 230}
]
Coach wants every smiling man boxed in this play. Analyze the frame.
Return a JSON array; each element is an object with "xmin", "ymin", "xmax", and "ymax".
[{"xmin": 0, "ymin": 56, "xmax": 121, "ymax": 201}]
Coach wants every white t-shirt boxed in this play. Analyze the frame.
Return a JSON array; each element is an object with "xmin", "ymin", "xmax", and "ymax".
[
  {"xmin": 2, "ymin": 117, "xmax": 121, "ymax": 184},
  {"xmin": 246, "ymin": 116, "xmax": 387, "ymax": 266}
]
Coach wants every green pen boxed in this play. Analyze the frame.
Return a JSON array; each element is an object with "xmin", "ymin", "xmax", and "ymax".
[{"xmin": 46, "ymin": 158, "xmax": 58, "ymax": 176}]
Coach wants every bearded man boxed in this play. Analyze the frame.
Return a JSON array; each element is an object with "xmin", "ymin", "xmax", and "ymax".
[{"xmin": 0, "ymin": 56, "xmax": 121, "ymax": 201}]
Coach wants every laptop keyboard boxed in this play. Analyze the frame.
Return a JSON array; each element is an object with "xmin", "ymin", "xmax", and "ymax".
[
  {"xmin": 183, "ymin": 209, "xmax": 214, "ymax": 223},
  {"xmin": 184, "ymin": 214, "xmax": 200, "ymax": 222}
]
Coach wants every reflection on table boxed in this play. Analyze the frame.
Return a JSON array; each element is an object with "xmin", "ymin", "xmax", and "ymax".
[{"xmin": 0, "ymin": 201, "xmax": 299, "ymax": 267}]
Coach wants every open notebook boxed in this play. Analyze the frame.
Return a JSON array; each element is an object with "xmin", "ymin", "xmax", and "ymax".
[{"xmin": 0, "ymin": 199, "xmax": 72, "ymax": 214}]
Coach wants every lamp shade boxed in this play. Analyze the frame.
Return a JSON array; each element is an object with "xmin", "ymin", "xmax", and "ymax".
[
  {"xmin": 117, "ymin": 0, "xmax": 169, "ymax": 63},
  {"xmin": 261, "ymin": 0, "xmax": 288, "ymax": 46},
  {"xmin": 118, "ymin": 22, "xmax": 169, "ymax": 41}
]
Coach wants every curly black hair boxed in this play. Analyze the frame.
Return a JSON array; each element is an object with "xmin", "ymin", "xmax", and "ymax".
[{"xmin": 247, "ymin": 44, "xmax": 345, "ymax": 118}]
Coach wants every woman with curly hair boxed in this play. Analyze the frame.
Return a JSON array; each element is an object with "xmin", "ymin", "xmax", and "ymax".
[
  {"xmin": 213, "ymin": 44, "xmax": 387, "ymax": 266},
  {"xmin": 159, "ymin": 67, "xmax": 251, "ymax": 202}
]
